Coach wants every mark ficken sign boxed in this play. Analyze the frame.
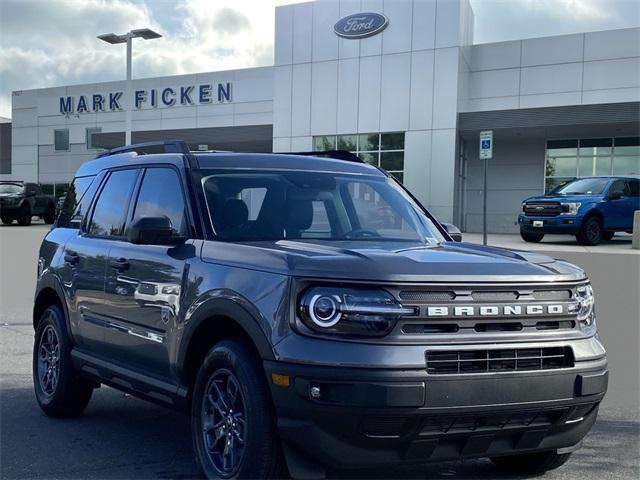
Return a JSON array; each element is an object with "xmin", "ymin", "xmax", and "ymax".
[{"xmin": 59, "ymin": 82, "xmax": 232, "ymax": 115}]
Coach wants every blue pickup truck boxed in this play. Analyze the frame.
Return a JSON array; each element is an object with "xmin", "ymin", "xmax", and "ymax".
[{"xmin": 519, "ymin": 176, "xmax": 639, "ymax": 245}]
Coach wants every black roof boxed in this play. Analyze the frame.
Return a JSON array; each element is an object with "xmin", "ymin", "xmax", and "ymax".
[{"xmin": 76, "ymin": 140, "xmax": 383, "ymax": 178}]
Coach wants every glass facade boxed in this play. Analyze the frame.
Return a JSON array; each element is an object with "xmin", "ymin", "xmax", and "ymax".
[
  {"xmin": 312, "ymin": 132, "xmax": 405, "ymax": 182},
  {"xmin": 545, "ymin": 137, "xmax": 640, "ymax": 192}
]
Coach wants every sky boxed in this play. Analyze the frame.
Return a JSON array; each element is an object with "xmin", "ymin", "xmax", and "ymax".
[{"xmin": 0, "ymin": 0, "xmax": 639, "ymax": 119}]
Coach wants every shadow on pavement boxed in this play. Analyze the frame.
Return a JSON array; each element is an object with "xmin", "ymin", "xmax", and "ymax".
[{"xmin": 2, "ymin": 380, "xmax": 638, "ymax": 479}]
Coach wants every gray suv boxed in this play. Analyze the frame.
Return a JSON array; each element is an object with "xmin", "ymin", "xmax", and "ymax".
[{"xmin": 33, "ymin": 141, "xmax": 607, "ymax": 479}]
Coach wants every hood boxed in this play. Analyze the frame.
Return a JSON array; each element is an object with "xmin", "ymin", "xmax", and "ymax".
[
  {"xmin": 525, "ymin": 194, "xmax": 603, "ymax": 203},
  {"xmin": 200, "ymin": 239, "xmax": 586, "ymax": 283}
]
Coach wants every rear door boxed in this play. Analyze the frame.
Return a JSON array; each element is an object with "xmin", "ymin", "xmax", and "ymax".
[
  {"xmin": 102, "ymin": 166, "xmax": 193, "ymax": 377},
  {"xmin": 62, "ymin": 168, "xmax": 140, "ymax": 355}
]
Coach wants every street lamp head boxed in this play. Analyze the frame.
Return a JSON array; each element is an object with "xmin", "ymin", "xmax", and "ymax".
[
  {"xmin": 131, "ymin": 28, "xmax": 162, "ymax": 40},
  {"xmin": 97, "ymin": 33, "xmax": 127, "ymax": 44}
]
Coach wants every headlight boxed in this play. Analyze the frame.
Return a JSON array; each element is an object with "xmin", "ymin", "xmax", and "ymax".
[
  {"xmin": 560, "ymin": 202, "xmax": 581, "ymax": 215},
  {"xmin": 570, "ymin": 283, "xmax": 595, "ymax": 326},
  {"xmin": 298, "ymin": 287, "xmax": 414, "ymax": 337}
]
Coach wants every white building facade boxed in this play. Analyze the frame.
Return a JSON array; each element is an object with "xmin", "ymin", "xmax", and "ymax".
[{"xmin": 6, "ymin": 0, "xmax": 640, "ymax": 232}]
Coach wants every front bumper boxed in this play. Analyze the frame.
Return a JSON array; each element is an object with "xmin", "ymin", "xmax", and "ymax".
[
  {"xmin": 265, "ymin": 346, "xmax": 607, "ymax": 470},
  {"xmin": 0, "ymin": 203, "xmax": 22, "ymax": 215},
  {"xmin": 519, "ymin": 214, "xmax": 582, "ymax": 234}
]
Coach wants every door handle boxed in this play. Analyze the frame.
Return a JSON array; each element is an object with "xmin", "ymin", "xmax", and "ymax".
[
  {"xmin": 64, "ymin": 251, "xmax": 80, "ymax": 265},
  {"xmin": 110, "ymin": 258, "xmax": 130, "ymax": 271}
]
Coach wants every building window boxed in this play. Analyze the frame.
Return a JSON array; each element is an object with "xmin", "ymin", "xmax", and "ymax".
[
  {"xmin": 54, "ymin": 129, "xmax": 69, "ymax": 151},
  {"xmin": 544, "ymin": 137, "xmax": 640, "ymax": 192},
  {"xmin": 312, "ymin": 132, "xmax": 405, "ymax": 182},
  {"xmin": 86, "ymin": 127, "xmax": 102, "ymax": 150}
]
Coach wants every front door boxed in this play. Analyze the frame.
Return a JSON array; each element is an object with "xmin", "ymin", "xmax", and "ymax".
[{"xmin": 102, "ymin": 166, "xmax": 193, "ymax": 377}]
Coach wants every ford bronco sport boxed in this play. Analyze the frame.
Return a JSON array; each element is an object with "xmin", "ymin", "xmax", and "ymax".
[{"xmin": 33, "ymin": 141, "xmax": 608, "ymax": 479}]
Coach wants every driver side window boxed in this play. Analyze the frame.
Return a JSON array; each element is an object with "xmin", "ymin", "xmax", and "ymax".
[
  {"xmin": 609, "ymin": 180, "xmax": 629, "ymax": 198},
  {"xmin": 131, "ymin": 167, "xmax": 188, "ymax": 236}
]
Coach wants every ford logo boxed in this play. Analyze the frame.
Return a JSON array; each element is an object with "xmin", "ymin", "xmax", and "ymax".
[{"xmin": 334, "ymin": 12, "xmax": 388, "ymax": 39}]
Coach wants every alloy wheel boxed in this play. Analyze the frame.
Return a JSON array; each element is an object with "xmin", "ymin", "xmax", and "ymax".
[
  {"xmin": 201, "ymin": 368, "xmax": 246, "ymax": 478},
  {"xmin": 37, "ymin": 324, "xmax": 60, "ymax": 397}
]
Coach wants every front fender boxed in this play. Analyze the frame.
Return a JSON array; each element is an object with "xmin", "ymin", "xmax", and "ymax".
[{"xmin": 175, "ymin": 292, "xmax": 277, "ymax": 380}]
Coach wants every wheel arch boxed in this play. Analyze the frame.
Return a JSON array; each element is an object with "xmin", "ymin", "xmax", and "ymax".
[{"xmin": 177, "ymin": 297, "xmax": 275, "ymax": 390}]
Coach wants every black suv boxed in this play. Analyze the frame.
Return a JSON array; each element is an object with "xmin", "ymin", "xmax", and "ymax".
[
  {"xmin": 33, "ymin": 141, "xmax": 607, "ymax": 479},
  {"xmin": 0, "ymin": 181, "xmax": 56, "ymax": 225}
]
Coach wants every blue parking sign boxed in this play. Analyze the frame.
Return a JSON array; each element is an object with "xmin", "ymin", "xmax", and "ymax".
[{"xmin": 479, "ymin": 131, "xmax": 493, "ymax": 159}]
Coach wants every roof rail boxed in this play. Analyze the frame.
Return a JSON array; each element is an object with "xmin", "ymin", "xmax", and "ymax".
[
  {"xmin": 284, "ymin": 150, "xmax": 364, "ymax": 163},
  {"xmin": 96, "ymin": 140, "xmax": 190, "ymax": 158}
]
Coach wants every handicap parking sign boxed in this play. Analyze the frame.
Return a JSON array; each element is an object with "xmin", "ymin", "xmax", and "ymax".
[{"xmin": 479, "ymin": 131, "xmax": 493, "ymax": 159}]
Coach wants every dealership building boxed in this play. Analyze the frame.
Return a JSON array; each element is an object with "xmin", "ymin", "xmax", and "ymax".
[{"xmin": 5, "ymin": 0, "xmax": 640, "ymax": 232}]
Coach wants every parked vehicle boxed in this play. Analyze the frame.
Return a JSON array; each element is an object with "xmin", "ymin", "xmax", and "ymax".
[
  {"xmin": 519, "ymin": 176, "xmax": 640, "ymax": 245},
  {"xmin": 33, "ymin": 141, "xmax": 607, "ymax": 479},
  {"xmin": 0, "ymin": 181, "xmax": 57, "ymax": 225}
]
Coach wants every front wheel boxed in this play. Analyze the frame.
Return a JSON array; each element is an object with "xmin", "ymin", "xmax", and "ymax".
[
  {"xmin": 43, "ymin": 205, "xmax": 56, "ymax": 224},
  {"xmin": 491, "ymin": 450, "xmax": 572, "ymax": 474},
  {"xmin": 520, "ymin": 231, "xmax": 544, "ymax": 243},
  {"xmin": 576, "ymin": 216, "xmax": 603, "ymax": 245},
  {"xmin": 17, "ymin": 204, "xmax": 31, "ymax": 226},
  {"xmin": 191, "ymin": 339, "xmax": 285, "ymax": 479},
  {"xmin": 1, "ymin": 216, "xmax": 13, "ymax": 225},
  {"xmin": 33, "ymin": 305, "xmax": 94, "ymax": 417}
]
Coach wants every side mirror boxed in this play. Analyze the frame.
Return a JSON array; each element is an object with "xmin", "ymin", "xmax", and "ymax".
[
  {"xmin": 441, "ymin": 222, "xmax": 463, "ymax": 242},
  {"xmin": 127, "ymin": 216, "xmax": 186, "ymax": 246},
  {"xmin": 608, "ymin": 191, "xmax": 623, "ymax": 201}
]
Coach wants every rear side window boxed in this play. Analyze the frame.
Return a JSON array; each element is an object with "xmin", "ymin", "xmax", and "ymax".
[
  {"xmin": 57, "ymin": 175, "xmax": 97, "ymax": 228},
  {"xmin": 131, "ymin": 168, "xmax": 188, "ymax": 236},
  {"xmin": 626, "ymin": 179, "xmax": 639, "ymax": 197},
  {"xmin": 88, "ymin": 169, "xmax": 138, "ymax": 237}
]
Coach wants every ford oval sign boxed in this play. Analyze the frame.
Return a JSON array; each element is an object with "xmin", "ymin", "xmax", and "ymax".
[{"xmin": 334, "ymin": 12, "xmax": 388, "ymax": 39}]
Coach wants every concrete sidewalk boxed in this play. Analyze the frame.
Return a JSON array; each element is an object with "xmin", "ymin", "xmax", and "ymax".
[{"xmin": 462, "ymin": 232, "xmax": 638, "ymax": 254}]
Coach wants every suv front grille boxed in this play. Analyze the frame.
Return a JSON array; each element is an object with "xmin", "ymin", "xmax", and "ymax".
[
  {"xmin": 425, "ymin": 347, "xmax": 574, "ymax": 375},
  {"xmin": 523, "ymin": 202, "xmax": 562, "ymax": 216}
]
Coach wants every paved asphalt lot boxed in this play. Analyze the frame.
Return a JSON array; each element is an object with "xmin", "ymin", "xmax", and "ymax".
[{"xmin": 1, "ymin": 223, "xmax": 638, "ymax": 479}]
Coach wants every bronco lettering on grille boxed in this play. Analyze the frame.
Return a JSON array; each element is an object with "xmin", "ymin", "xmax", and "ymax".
[{"xmin": 425, "ymin": 304, "xmax": 565, "ymax": 317}]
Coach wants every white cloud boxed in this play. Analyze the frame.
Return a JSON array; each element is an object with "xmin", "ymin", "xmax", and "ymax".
[
  {"xmin": 1, "ymin": 0, "xmax": 639, "ymax": 117},
  {"xmin": 0, "ymin": 0, "xmax": 300, "ymax": 117}
]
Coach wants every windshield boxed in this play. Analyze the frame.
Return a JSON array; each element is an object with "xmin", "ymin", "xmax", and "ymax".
[
  {"xmin": 0, "ymin": 184, "xmax": 23, "ymax": 194},
  {"xmin": 551, "ymin": 178, "xmax": 609, "ymax": 195},
  {"xmin": 199, "ymin": 170, "xmax": 445, "ymax": 245}
]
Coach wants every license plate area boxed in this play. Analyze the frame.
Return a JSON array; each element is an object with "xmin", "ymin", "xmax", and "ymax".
[{"xmin": 533, "ymin": 220, "xmax": 544, "ymax": 227}]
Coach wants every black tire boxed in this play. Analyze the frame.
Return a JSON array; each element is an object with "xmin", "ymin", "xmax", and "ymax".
[
  {"xmin": 576, "ymin": 215, "xmax": 603, "ymax": 245},
  {"xmin": 191, "ymin": 338, "xmax": 285, "ymax": 479},
  {"xmin": 43, "ymin": 205, "xmax": 56, "ymax": 224},
  {"xmin": 602, "ymin": 231, "xmax": 615, "ymax": 241},
  {"xmin": 491, "ymin": 450, "xmax": 572, "ymax": 474},
  {"xmin": 17, "ymin": 204, "xmax": 31, "ymax": 226},
  {"xmin": 1, "ymin": 216, "xmax": 12, "ymax": 225},
  {"xmin": 520, "ymin": 231, "xmax": 544, "ymax": 243},
  {"xmin": 33, "ymin": 305, "xmax": 94, "ymax": 417}
]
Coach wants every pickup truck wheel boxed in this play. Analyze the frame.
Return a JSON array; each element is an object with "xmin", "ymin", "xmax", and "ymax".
[
  {"xmin": 33, "ymin": 305, "xmax": 94, "ymax": 417},
  {"xmin": 16, "ymin": 204, "xmax": 31, "ymax": 226},
  {"xmin": 43, "ymin": 205, "xmax": 56, "ymax": 224},
  {"xmin": 1, "ymin": 216, "xmax": 12, "ymax": 225},
  {"xmin": 520, "ymin": 231, "xmax": 544, "ymax": 243},
  {"xmin": 491, "ymin": 450, "xmax": 571, "ymax": 474},
  {"xmin": 576, "ymin": 216, "xmax": 603, "ymax": 245},
  {"xmin": 192, "ymin": 339, "xmax": 285, "ymax": 479}
]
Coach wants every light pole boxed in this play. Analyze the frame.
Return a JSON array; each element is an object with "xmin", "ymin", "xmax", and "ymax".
[{"xmin": 97, "ymin": 29, "xmax": 162, "ymax": 145}]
